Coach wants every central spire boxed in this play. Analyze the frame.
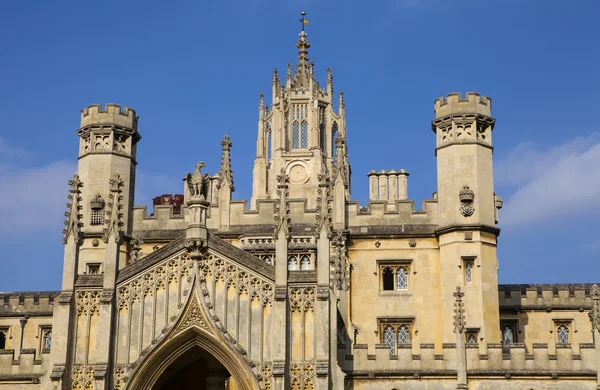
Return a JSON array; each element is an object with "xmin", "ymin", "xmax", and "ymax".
[{"xmin": 294, "ymin": 12, "xmax": 311, "ymax": 88}]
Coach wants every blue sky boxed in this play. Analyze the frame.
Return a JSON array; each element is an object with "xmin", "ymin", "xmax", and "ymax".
[{"xmin": 1, "ymin": 0, "xmax": 599, "ymax": 291}]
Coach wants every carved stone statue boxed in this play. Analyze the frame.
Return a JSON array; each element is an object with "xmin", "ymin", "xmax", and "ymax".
[{"xmin": 186, "ymin": 162, "xmax": 210, "ymax": 200}]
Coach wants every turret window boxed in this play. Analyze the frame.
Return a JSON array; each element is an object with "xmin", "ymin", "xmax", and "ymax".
[
  {"xmin": 301, "ymin": 120, "xmax": 308, "ymax": 148},
  {"xmin": 89, "ymin": 194, "xmax": 105, "ymax": 226},
  {"xmin": 293, "ymin": 122, "xmax": 300, "ymax": 149},
  {"xmin": 291, "ymin": 104, "xmax": 308, "ymax": 149}
]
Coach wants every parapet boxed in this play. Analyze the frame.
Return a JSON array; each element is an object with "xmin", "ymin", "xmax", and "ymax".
[
  {"xmin": 80, "ymin": 103, "xmax": 138, "ymax": 129},
  {"xmin": 434, "ymin": 92, "xmax": 492, "ymax": 119}
]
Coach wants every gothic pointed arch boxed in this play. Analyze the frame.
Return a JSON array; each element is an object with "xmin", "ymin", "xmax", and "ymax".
[{"xmin": 125, "ymin": 283, "xmax": 260, "ymax": 390}]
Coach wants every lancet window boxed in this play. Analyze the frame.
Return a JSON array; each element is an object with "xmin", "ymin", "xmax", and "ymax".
[
  {"xmin": 556, "ymin": 323, "xmax": 570, "ymax": 344},
  {"xmin": 292, "ymin": 104, "xmax": 308, "ymax": 149}
]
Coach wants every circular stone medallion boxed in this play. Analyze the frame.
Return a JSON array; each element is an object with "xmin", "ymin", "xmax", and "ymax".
[{"xmin": 287, "ymin": 162, "xmax": 309, "ymax": 184}]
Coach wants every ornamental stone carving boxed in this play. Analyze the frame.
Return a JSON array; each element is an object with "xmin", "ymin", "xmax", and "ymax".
[
  {"xmin": 459, "ymin": 185, "xmax": 475, "ymax": 217},
  {"xmin": 174, "ymin": 295, "xmax": 210, "ymax": 334},
  {"xmin": 71, "ymin": 365, "xmax": 94, "ymax": 390},
  {"xmin": 186, "ymin": 162, "xmax": 211, "ymax": 200},
  {"xmin": 332, "ymin": 231, "xmax": 350, "ymax": 291},
  {"xmin": 274, "ymin": 167, "xmax": 291, "ymax": 239},
  {"xmin": 103, "ymin": 173, "xmax": 125, "ymax": 243},
  {"xmin": 453, "ymin": 286, "xmax": 466, "ymax": 334},
  {"xmin": 589, "ymin": 284, "xmax": 600, "ymax": 333},
  {"xmin": 62, "ymin": 173, "xmax": 83, "ymax": 244}
]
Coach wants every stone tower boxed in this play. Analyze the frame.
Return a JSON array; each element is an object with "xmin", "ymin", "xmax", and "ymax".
[
  {"xmin": 251, "ymin": 28, "xmax": 349, "ymax": 209},
  {"xmin": 51, "ymin": 104, "xmax": 140, "ymax": 389},
  {"xmin": 431, "ymin": 92, "xmax": 501, "ymax": 346}
]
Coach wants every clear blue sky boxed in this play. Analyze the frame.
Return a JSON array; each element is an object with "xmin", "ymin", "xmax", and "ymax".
[{"xmin": 1, "ymin": 0, "xmax": 599, "ymax": 292}]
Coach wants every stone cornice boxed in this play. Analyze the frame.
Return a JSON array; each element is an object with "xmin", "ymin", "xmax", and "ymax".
[
  {"xmin": 434, "ymin": 224, "xmax": 500, "ymax": 237},
  {"xmin": 435, "ymin": 141, "xmax": 494, "ymax": 154}
]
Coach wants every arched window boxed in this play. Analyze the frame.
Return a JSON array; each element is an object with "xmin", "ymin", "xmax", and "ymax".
[
  {"xmin": 396, "ymin": 267, "xmax": 408, "ymax": 290},
  {"xmin": 332, "ymin": 122, "xmax": 338, "ymax": 158},
  {"xmin": 292, "ymin": 121, "xmax": 300, "ymax": 149},
  {"xmin": 384, "ymin": 325, "xmax": 395, "ymax": 353},
  {"xmin": 267, "ymin": 126, "xmax": 272, "ymax": 162},
  {"xmin": 397, "ymin": 325, "xmax": 410, "ymax": 345},
  {"xmin": 0, "ymin": 331, "xmax": 6, "ymax": 349},
  {"xmin": 557, "ymin": 324, "xmax": 569, "ymax": 344},
  {"xmin": 300, "ymin": 255, "xmax": 311, "ymax": 270},
  {"xmin": 288, "ymin": 255, "xmax": 298, "ymax": 271},
  {"xmin": 301, "ymin": 120, "xmax": 308, "ymax": 148},
  {"xmin": 465, "ymin": 261, "xmax": 473, "ymax": 284},
  {"xmin": 467, "ymin": 332, "xmax": 477, "ymax": 344},
  {"xmin": 382, "ymin": 267, "xmax": 394, "ymax": 291},
  {"xmin": 43, "ymin": 330, "xmax": 52, "ymax": 350}
]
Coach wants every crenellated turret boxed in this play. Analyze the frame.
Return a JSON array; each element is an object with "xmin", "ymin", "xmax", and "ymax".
[{"xmin": 432, "ymin": 92, "xmax": 501, "ymax": 351}]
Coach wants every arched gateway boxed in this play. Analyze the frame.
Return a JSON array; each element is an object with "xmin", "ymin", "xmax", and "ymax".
[{"xmin": 127, "ymin": 317, "xmax": 258, "ymax": 390}]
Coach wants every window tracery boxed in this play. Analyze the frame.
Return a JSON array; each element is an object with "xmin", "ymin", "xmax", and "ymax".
[{"xmin": 381, "ymin": 264, "xmax": 410, "ymax": 291}]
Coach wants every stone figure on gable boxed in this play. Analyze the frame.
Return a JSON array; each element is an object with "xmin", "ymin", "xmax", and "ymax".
[{"xmin": 186, "ymin": 161, "xmax": 210, "ymax": 200}]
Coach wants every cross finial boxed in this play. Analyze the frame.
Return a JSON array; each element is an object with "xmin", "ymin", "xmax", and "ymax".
[{"xmin": 299, "ymin": 11, "xmax": 307, "ymax": 32}]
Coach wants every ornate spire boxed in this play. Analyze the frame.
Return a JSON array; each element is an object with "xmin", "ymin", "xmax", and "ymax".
[
  {"xmin": 314, "ymin": 165, "xmax": 333, "ymax": 237},
  {"xmin": 274, "ymin": 167, "xmax": 290, "ymax": 239},
  {"xmin": 294, "ymin": 12, "xmax": 311, "ymax": 88},
  {"xmin": 327, "ymin": 67, "xmax": 333, "ymax": 94},
  {"xmin": 453, "ymin": 286, "xmax": 466, "ymax": 334},
  {"xmin": 332, "ymin": 137, "xmax": 348, "ymax": 188},
  {"xmin": 272, "ymin": 69, "xmax": 279, "ymax": 86},
  {"xmin": 218, "ymin": 135, "xmax": 234, "ymax": 191},
  {"xmin": 589, "ymin": 284, "xmax": 600, "ymax": 333},
  {"xmin": 103, "ymin": 173, "xmax": 125, "ymax": 244},
  {"xmin": 62, "ymin": 173, "xmax": 83, "ymax": 244},
  {"xmin": 259, "ymin": 93, "xmax": 265, "ymax": 119}
]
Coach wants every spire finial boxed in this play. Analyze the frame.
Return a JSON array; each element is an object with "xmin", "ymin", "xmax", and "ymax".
[
  {"xmin": 218, "ymin": 135, "xmax": 234, "ymax": 192},
  {"xmin": 299, "ymin": 11, "xmax": 308, "ymax": 32}
]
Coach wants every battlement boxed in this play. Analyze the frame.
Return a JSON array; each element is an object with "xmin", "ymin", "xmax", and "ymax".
[
  {"xmin": 80, "ymin": 103, "xmax": 138, "ymax": 129},
  {"xmin": 434, "ymin": 92, "xmax": 492, "ymax": 119},
  {"xmin": 345, "ymin": 342, "xmax": 598, "ymax": 378}
]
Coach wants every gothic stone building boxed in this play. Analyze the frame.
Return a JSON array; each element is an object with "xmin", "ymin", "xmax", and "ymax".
[{"xmin": 1, "ymin": 27, "xmax": 600, "ymax": 390}]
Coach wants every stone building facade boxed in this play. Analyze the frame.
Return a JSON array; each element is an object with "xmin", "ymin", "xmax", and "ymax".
[{"xmin": 1, "ymin": 24, "xmax": 600, "ymax": 390}]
